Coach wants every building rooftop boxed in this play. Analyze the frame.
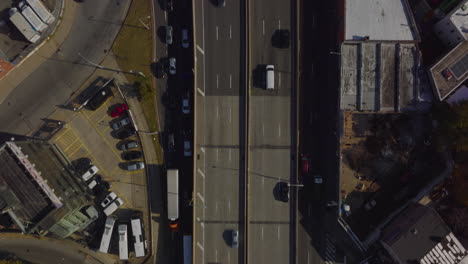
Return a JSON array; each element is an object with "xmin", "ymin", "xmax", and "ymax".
[
  {"xmin": 345, "ymin": 0, "xmax": 419, "ymax": 41},
  {"xmin": 429, "ymin": 40, "xmax": 468, "ymax": 101},
  {"xmin": 381, "ymin": 203, "xmax": 468, "ymax": 264},
  {"xmin": 448, "ymin": 1, "xmax": 468, "ymax": 41},
  {"xmin": 340, "ymin": 42, "xmax": 419, "ymax": 112}
]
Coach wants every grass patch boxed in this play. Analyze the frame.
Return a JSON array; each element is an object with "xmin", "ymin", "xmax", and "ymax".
[{"xmin": 112, "ymin": 0, "xmax": 163, "ymax": 162}]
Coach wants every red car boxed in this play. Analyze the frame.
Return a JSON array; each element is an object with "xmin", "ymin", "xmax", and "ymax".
[
  {"xmin": 110, "ymin": 104, "xmax": 128, "ymax": 118},
  {"xmin": 301, "ymin": 154, "xmax": 309, "ymax": 175}
]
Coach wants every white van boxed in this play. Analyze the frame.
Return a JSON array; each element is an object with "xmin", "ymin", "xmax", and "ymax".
[{"xmin": 266, "ymin": 65, "xmax": 274, "ymax": 90}]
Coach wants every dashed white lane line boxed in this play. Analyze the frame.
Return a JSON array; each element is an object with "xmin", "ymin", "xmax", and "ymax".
[
  {"xmin": 216, "ymin": 149, "xmax": 219, "ymax": 161},
  {"xmin": 229, "ymin": 24, "xmax": 232, "ymax": 39},
  {"xmin": 278, "ymin": 226, "xmax": 281, "ymax": 240},
  {"xmin": 216, "ymin": 104, "xmax": 219, "ymax": 120},
  {"xmin": 197, "ymin": 45, "xmax": 205, "ymax": 55},
  {"xmin": 261, "ymin": 226, "xmax": 264, "ymax": 240},
  {"xmin": 278, "ymin": 19, "xmax": 281, "ymax": 29},
  {"xmin": 229, "ymin": 74, "xmax": 232, "ymax": 88},
  {"xmin": 278, "ymin": 123, "xmax": 281, "ymax": 137},
  {"xmin": 278, "ymin": 72, "xmax": 281, "ymax": 88},
  {"xmin": 216, "ymin": 74, "xmax": 219, "ymax": 88},
  {"xmin": 262, "ymin": 19, "xmax": 265, "ymax": 35},
  {"xmin": 229, "ymin": 107, "xmax": 232, "ymax": 123},
  {"xmin": 216, "ymin": 26, "xmax": 219, "ymax": 40},
  {"xmin": 228, "ymin": 199, "xmax": 231, "ymax": 212},
  {"xmin": 229, "ymin": 149, "xmax": 232, "ymax": 160}
]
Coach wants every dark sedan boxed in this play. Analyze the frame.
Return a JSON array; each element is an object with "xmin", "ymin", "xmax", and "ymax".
[
  {"xmin": 122, "ymin": 151, "xmax": 142, "ymax": 160},
  {"xmin": 115, "ymin": 126, "xmax": 136, "ymax": 139}
]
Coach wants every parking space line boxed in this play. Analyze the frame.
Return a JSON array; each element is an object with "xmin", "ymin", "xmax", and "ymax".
[
  {"xmin": 198, "ymin": 168, "xmax": 205, "ymax": 178},
  {"xmin": 62, "ymin": 138, "xmax": 80, "ymax": 153},
  {"xmin": 196, "ymin": 45, "xmax": 204, "ymax": 55},
  {"xmin": 197, "ymin": 88, "xmax": 205, "ymax": 96},
  {"xmin": 197, "ymin": 242, "xmax": 204, "ymax": 251},
  {"xmin": 66, "ymin": 143, "xmax": 84, "ymax": 157},
  {"xmin": 52, "ymin": 127, "xmax": 70, "ymax": 142},
  {"xmin": 197, "ymin": 192, "xmax": 205, "ymax": 202},
  {"xmin": 200, "ymin": 147, "xmax": 205, "ymax": 153},
  {"xmin": 81, "ymin": 112, "xmax": 123, "ymax": 162}
]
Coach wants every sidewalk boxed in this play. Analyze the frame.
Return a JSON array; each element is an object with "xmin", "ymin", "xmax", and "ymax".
[{"xmin": 0, "ymin": 0, "xmax": 78, "ymax": 103}]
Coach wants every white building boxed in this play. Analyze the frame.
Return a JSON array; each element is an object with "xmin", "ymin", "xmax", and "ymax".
[{"xmin": 434, "ymin": 0, "xmax": 468, "ymax": 48}]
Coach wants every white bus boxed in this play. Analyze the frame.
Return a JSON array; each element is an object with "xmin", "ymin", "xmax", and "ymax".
[
  {"xmin": 131, "ymin": 218, "xmax": 145, "ymax": 257},
  {"xmin": 99, "ymin": 215, "xmax": 117, "ymax": 253},
  {"xmin": 118, "ymin": 224, "xmax": 128, "ymax": 260}
]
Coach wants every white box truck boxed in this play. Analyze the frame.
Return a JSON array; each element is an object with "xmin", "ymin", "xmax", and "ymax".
[
  {"xmin": 18, "ymin": 1, "xmax": 47, "ymax": 32},
  {"xmin": 26, "ymin": 0, "xmax": 55, "ymax": 24},
  {"xmin": 167, "ymin": 169, "xmax": 179, "ymax": 230},
  {"xmin": 9, "ymin": 8, "xmax": 40, "ymax": 43}
]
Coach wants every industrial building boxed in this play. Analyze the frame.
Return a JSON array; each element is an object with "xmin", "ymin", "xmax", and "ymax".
[{"xmin": 0, "ymin": 140, "xmax": 94, "ymax": 238}]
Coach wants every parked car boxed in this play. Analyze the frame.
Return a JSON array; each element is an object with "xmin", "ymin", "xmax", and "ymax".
[
  {"xmin": 278, "ymin": 182, "xmax": 289, "ymax": 202},
  {"xmin": 125, "ymin": 161, "xmax": 145, "ymax": 171},
  {"xmin": 181, "ymin": 28, "xmax": 189, "ymax": 48},
  {"xmin": 166, "ymin": 25, "xmax": 173, "ymax": 44},
  {"xmin": 87, "ymin": 175, "xmax": 102, "ymax": 190},
  {"xmin": 101, "ymin": 192, "xmax": 117, "ymax": 208},
  {"xmin": 122, "ymin": 151, "xmax": 142, "ymax": 160},
  {"xmin": 313, "ymin": 175, "xmax": 323, "ymax": 184},
  {"xmin": 231, "ymin": 230, "xmax": 239, "ymax": 248},
  {"xmin": 87, "ymin": 87, "xmax": 113, "ymax": 110},
  {"xmin": 112, "ymin": 117, "xmax": 131, "ymax": 130},
  {"xmin": 115, "ymin": 126, "xmax": 136, "ymax": 139},
  {"xmin": 214, "ymin": 0, "xmax": 226, "ymax": 7},
  {"xmin": 119, "ymin": 140, "xmax": 139, "ymax": 151},
  {"xmin": 182, "ymin": 97, "xmax": 190, "ymax": 114},
  {"xmin": 82, "ymin": 165, "xmax": 99, "ymax": 181},
  {"xmin": 184, "ymin": 140, "xmax": 192, "ymax": 156},
  {"xmin": 169, "ymin": 57, "xmax": 176, "ymax": 75},
  {"xmin": 110, "ymin": 104, "xmax": 128, "ymax": 118},
  {"xmin": 104, "ymin": 198, "xmax": 124, "ymax": 216},
  {"xmin": 168, "ymin": 133, "xmax": 175, "ymax": 152}
]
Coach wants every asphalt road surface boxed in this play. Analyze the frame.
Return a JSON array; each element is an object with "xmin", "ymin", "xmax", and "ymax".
[
  {"xmin": 247, "ymin": 0, "xmax": 293, "ymax": 263},
  {"xmin": 0, "ymin": 0, "xmax": 129, "ymax": 136},
  {"xmin": 193, "ymin": 0, "xmax": 243, "ymax": 263}
]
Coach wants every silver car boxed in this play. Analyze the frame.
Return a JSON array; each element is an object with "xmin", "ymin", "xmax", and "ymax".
[
  {"xmin": 181, "ymin": 28, "xmax": 189, "ymax": 48},
  {"xmin": 112, "ymin": 117, "xmax": 131, "ymax": 130},
  {"xmin": 169, "ymin": 57, "xmax": 176, "ymax": 75},
  {"xmin": 232, "ymin": 230, "xmax": 239, "ymax": 248},
  {"xmin": 184, "ymin": 140, "xmax": 192, "ymax": 157},
  {"xmin": 126, "ymin": 161, "xmax": 145, "ymax": 171},
  {"xmin": 166, "ymin": 25, "xmax": 173, "ymax": 45}
]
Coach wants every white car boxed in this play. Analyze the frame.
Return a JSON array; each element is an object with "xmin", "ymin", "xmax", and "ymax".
[
  {"xmin": 181, "ymin": 29, "xmax": 189, "ymax": 48},
  {"xmin": 101, "ymin": 192, "xmax": 117, "ymax": 208},
  {"xmin": 182, "ymin": 98, "xmax": 190, "ymax": 114},
  {"xmin": 126, "ymin": 161, "xmax": 145, "ymax": 171},
  {"xmin": 82, "ymin": 165, "xmax": 99, "ymax": 181},
  {"xmin": 166, "ymin": 25, "xmax": 173, "ymax": 45},
  {"xmin": 104, "ymin": 198, "xmax": 124, "ymax": 216},
  {"xmin": 112, "ymin": 117, "xmax": 131, "ymax": 130},
  {"xmin": 184, "ymin": 140, "xmax": 192, "ymax": 156},
  {"xmin": 169, "ymin": 57, "xmax": 176, "ymax": 75},
  {"xmin": 232, "ymin": 230, "xmax": 239, "ymax": 248}
]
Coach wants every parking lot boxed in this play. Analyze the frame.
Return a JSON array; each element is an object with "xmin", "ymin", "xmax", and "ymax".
[{"xmin": 49, "ymin": 81, "xmax": 150, "ymax": 259}]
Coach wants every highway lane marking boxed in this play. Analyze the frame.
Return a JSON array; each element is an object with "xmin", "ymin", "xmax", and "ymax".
[
  {"xmin": 228, "ymin": 199, "xmax": 231, "ymax": 212},
  {"xmin": 200, "ymin": 147, "xmax": 205, "ymax": 153},
  {"xmin": 196, "ymin": 45, "xmax": 205, "ymax": 55},
  {"xmin": 197, "ymin": 242, "xmax": 204, "ymax": 251},
  {"xmin": 197, "ymin": 87, "xmax": 205, "ymax": 96},
  {"xmin": 197, "ymin": 168, "xmax": 205, "ymax": 178},
  {"xmin": 216, "ymin": 26, "xmax": 219, "ymax": 40},
  {"xmin": 278, "ymin": 123, "xmax": 281, "ymax": 137},
  {"xmin": 228, "ymin": 107, "xmax": 232, "ymax": 123},
  {"xmin": 227, "ymin": 251, "xmax": 231, "ymax": 264},
  {"xmin": 164, "ymin": 11, "xmax": 167, "ymax": 22},
  {"xmin": 216, "ymin": 105, "xmax": 219, "ymax": 120},
  {"xmin": 278, "ymin": 72, "xmax": 281, "ymax": 88},
  {"xmin": 215, "ymin": 202, "xmax": 219, "ymax": 213},
  {"xmin": 197, "ymin": 192, "xmax": 205, "ymax": 202},
  {"xmin": 262, "ymin": 19, "xmax": 265, "ymax": 35},
  {"xmin": 216, "ymin": 74, "xmax": 219, "ymax": 88},
  {"xmin": 278, "ymin": 19, "xmax": 281, "ymax": 29},
  {"xmin": 216, "ymin": 149, "xmax": 219, "ymax": 160},
  {"xmin": 229, "ymin": 24, "xmax": 232, "ymax": 39},
  {"xmin": 278, "ymin": 226, "xmax": 281, "ymax": 240},
  {"xmin": 262, "ymin": 123, "xmax": 265, "ymax": 136},
  {"xmin": 229, "ymin": 74, "xmax": 232, "ymax": 88},
  {"xmin": 215, "ymin": 250, "xmax": 218, "ymax": 262},
  {"xmin": 229, "ymin": 149, "xmax": 231, "ymax": 160},
  {"xmin": 308, "ymin": 251, "xmax": 310, "ymax": 264},
  {"xmin": 262, "ymin": 226, "xmax": 264, "ymax": 240}
]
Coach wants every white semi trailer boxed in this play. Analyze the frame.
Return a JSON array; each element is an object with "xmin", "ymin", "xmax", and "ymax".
[{"xmin": 9, "ymin": 8, "xmax": 40, "ymax": 43}]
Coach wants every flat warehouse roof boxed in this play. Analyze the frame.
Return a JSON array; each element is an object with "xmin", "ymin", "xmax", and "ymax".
[{"xmin": 345, "ymin": 0, "xmax": 417, "ymax": 41}]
